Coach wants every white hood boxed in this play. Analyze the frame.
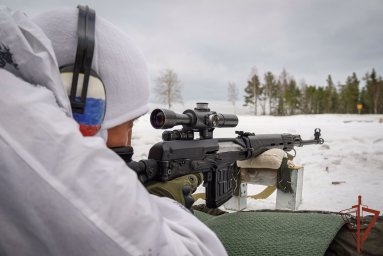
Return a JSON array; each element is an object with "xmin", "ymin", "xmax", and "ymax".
[
  {"xmin": 0, "ymin": 6, "xmax": 71, "ymax": 116},
  {"xmin": 33, "ymin": 7, "xmax": 150, "ymax": 130}
]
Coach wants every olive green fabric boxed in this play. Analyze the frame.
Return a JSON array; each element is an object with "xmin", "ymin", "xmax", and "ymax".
[
  {"xmin": 325, "ymin": 216, "xmax": 383, "ymax": 256},
  {"xmin": 146, "ymin": 173, "xmax": 202, "ymax": 206},
  {"xmin": 195, "ymin": 210, "xmax": 345, "ymax": 256}
]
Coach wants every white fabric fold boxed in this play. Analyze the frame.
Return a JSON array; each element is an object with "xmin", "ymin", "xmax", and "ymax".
[{"xmin": 0, "ymin": 6, "xmax": 71, "ymax": 115}]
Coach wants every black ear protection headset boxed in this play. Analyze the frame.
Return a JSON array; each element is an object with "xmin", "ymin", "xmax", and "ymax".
[
  {"xmin": 60, "ymin": 5, "xmax": 102, "ymax": 114},
  {"xmin": 59, "ymin": 5, "xmax": 106, "ymax": 136},
  {"xmin": 60, "ymin": 5, "xmax": 133, "ymax": 158}
]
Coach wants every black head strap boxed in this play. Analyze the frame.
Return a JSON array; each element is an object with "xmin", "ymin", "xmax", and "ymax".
[{"xmin": 70, "ymin": 5, "xmax": 96, "ymax": 113}]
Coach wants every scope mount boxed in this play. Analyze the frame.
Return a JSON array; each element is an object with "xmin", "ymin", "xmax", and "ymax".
[
  {"xmin": 162, "ymin": 129, "xmax": 196, "ymax": 141},
  {"xmin": 151, "ymin": 102, "xmax": 238, "ymax": 141},
  {"xmin": 162, "ymin": 123, "xmax": 216, "ymax": 141}
]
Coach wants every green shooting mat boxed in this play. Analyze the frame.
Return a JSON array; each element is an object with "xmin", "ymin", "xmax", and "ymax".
[{"xmin": 194, "ymin": 210, "xmax": 345, "ymax": 256}]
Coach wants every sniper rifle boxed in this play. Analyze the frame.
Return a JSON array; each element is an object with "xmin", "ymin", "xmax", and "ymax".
[{"xmin": 113, "ymin": 103, "xmax": 324, "ymax": 208}]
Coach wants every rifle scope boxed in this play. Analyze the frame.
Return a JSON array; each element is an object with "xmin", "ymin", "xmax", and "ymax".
[{"xmin": 150, "ymin": 103, "xmax": 238, "ymax": 130}]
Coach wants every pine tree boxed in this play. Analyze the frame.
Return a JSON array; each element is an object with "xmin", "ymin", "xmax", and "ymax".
[
  {"xmin": 243, "ymin": 72, "xmax": 261, "ymax": 115},
  {"xmin": 365, "ymin": 69, "xmax": 382, "ymax": 114},
  {"xmin": 360, "ymin": 86, "xmax": 369, "ymax": 113},
  {"xmin": 342, "ymin": 73, "xmax": 360, "ymax": 113},
  {"xmin": 325, "ymin": 75, "xmax": 338, "ymax": 113},
  {"xmin": 378, "ymin": 76, "xmax": 383, "ymax": 113},
  {"xmin": 284, "ymin": 78, "xmax": 301, "ymax": 115},
  {"xmin": 263, "ymin": 71, "xmax": 278, "ymax": 115},
  {"xmin": 362, "ymin": 72, "xmax": 372, "ymax": 113},
  {"xmin": 315, "ymin": 87, "xmax": 326, "ymax": 114},
  {"xmin": 302, "ymin": 85, "xmax": 317, "ymax": 114}
]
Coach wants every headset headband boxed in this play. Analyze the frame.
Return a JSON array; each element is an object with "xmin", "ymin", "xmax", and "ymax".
[{"xmin": 70, "ymin": 5, "xmax": 96, "ymax": 113}]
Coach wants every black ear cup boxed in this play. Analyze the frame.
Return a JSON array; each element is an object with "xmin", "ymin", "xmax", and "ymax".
[{"xmin": 59, "ymin": 6, "xmax": 106, "ymax": 136}]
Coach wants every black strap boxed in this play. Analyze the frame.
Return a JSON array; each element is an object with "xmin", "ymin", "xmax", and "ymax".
[
  {"xmin": 277, "ymin": 158, "xmax": 293, "ymax": 193},
  {"xmin": 70, "ymin": 5, "xmax": 96, "ymax": 113}
]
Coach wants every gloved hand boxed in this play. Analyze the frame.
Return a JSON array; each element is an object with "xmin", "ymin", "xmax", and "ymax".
[
  {"xmin": 145, "ymin": 173, "xmax": 203, "ymax": 212},
  {"xmin": 237, "ymin": 148, "xmax": 301, "ymax": 194}
]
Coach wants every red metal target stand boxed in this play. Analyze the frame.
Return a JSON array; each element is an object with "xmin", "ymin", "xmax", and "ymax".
[{"xmin": 339, "ymin": 195, "xmax": 380, "ymax": 254}]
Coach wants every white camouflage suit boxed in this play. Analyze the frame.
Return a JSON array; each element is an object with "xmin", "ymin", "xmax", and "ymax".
[{"xmin": 0, "ymin": 6, "xmax": 227, "ymax": 256}]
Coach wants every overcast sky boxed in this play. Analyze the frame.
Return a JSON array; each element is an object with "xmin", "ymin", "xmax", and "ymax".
[{"xmin": 4, "ymin": 0, "xmax": 383, "ymax": 101}]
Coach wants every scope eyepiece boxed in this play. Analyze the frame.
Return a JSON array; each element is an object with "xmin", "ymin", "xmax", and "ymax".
[{"xmin": 206, "ymin": 113, "xmax": 238, "ymax": 128}]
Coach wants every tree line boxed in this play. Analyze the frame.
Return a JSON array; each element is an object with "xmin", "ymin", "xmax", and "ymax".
[
  {"xmin": 236, "ymin": 68, "xmax": 383, "ymax": 115},
  {"xmin": 153, "ymin": 68, "xmax": 382, "ymax": 115}
]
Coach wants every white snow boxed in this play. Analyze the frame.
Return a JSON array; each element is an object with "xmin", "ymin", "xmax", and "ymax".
[{"xmin": 131, "ymin": 102, "xmax": 383, "ymax": 213}]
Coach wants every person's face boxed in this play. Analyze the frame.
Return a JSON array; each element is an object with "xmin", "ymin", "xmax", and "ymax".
[{"xmin": 106, "ymin": 119, "xmax": 134, "ymax": 147}]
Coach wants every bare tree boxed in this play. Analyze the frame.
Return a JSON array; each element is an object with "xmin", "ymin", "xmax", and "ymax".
[
  {"xmin": 227, "ymin": 82, "xmax": 239, "ymax": 113},
  {"xmin": 154, "ymin": 69, "xmax": 183, "ymax": 109}
]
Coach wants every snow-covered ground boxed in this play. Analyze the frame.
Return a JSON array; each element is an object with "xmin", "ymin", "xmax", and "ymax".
[{"xmin": 132, "ymin": 102, "xmax": 383, "ymax": 213}]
